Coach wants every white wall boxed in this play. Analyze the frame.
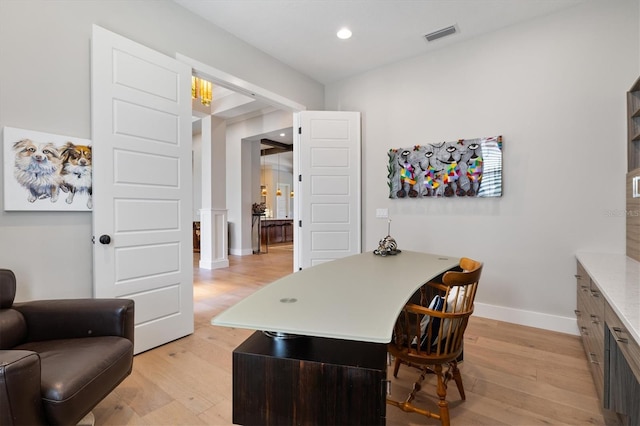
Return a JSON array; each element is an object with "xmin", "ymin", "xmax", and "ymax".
[
  {"xmin": 326, "ymin": 1, "xmax": 640, "ymax": 333},
  {"xmin": 0, "ymin": 0, "xmax": 323, "ymax": 301}
]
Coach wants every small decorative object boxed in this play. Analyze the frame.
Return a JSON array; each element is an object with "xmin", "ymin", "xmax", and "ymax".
[
  {"xmin": 387, "ymin": 135, "xmax": 502, "ymax": 198},
  {"xmin": 374, "ymin": 219, "xmax": 401, "ymax": 256},
  {"xmin": 3, "ymin": 126, "xmax": 92, "ymax": 211},
  {"xmin": 252, "ymin": 202, "xmax": 266, "ymax": 214}
]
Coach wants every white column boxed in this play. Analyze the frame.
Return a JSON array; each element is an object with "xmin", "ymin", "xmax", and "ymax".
[
  {"xmin": 199, "ymin": 115, "xmax": 229, "ymax": 269},
  {"xmin": 199, "ymin": 208, "xmax": 228, "ymax": 269}
]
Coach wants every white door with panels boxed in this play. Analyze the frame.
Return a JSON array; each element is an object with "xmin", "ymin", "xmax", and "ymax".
[
  {"xmin": 295, "ymin": 111, "xmax": 361, "ymax": 270},
  {"xmin": 91, "ymin": 25, "xmax": 194, "ymax": 354}
]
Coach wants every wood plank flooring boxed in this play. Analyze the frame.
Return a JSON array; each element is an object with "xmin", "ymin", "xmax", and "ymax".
[{"xmin": 93, "ymin": 245, "xmax": 607, "ymax": 425}]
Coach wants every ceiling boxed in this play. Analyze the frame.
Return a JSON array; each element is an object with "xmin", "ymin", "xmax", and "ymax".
[
  {"xmin": 182, "ymin": 0, "xmax": 587, "ymax": 156},
  {"xmin": 175, "ymin": 0, "xmax": 586, "ymax": 85}
]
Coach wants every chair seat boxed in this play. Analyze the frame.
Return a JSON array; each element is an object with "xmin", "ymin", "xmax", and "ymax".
[{"xmin": 16, "ymin": 336, "xmax": 133, "ymax": 425}]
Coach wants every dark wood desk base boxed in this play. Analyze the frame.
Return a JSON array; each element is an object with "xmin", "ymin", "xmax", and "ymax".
[{"xmin": 232, "ymin": 331, "xmax": 387, "ymax": 425}]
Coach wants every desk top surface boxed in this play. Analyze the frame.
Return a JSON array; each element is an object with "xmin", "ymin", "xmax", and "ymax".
[
  {"xmin": 576, "ymin": 252, "xmax": 640, "ymax": 344},
  {"xmin": 212, "ymin": 251, "xmax": 459, "ymax": 343}
]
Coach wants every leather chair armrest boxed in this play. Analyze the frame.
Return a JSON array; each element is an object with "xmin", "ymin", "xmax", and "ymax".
[
  {"xmin": 0, "ymin": 350, "xmax": 47, "ymax": 425},
  {"xmin": 13, "ymin": 299, "xmax": 134, "ymax": 344}
]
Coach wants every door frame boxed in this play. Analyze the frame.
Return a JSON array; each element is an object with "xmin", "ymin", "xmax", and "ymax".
[{"xmin": 175, "ymin": 54, "xmax": 306, "ymax": 264}]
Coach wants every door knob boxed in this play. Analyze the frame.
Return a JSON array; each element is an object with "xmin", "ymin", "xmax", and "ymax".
[{"xmin": 99, "ymin": 235, "xmax": 111, "ymax": 245}]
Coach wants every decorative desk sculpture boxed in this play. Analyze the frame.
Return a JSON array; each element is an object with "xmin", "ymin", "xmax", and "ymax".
[{"xmin": 374, "ymin": 219, "xmax": 401, "ymax": 256}]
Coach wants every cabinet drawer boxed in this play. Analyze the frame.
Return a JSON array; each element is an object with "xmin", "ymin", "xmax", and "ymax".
[{"xmin": 587, "ymin": 286, "xmax": 605, "ymax": 326}]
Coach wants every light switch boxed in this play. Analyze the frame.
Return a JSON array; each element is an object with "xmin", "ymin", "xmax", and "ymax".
[{"xmin": 376, "ymin": 208, "xmax": 388, "ymax": 218}]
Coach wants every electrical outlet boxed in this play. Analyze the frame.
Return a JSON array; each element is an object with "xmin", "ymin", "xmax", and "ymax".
[{"xmin": 376, "ymin": 208, "xmax": 388, "ymax": 218}]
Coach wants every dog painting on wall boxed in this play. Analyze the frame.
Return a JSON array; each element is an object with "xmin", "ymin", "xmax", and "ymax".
[
  {"xmin": 3, "ymin": 127, "xmax": 92, "ymax": 211},
  {"xmin": 12, "ymin": 139, "xmax": 64, "ymax": 203},
  {"xmin": 59, "ymin": 142, "xmax": 92, "ymax": 209}
]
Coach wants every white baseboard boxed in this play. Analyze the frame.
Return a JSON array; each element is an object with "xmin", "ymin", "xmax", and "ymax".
[
  {"xmin": 474, "ymin": 302, "xmax": 580, "ymax": 336},
  {"xmin": 199, "ymin": 258, "xmax": 230, "ymax": 269}
]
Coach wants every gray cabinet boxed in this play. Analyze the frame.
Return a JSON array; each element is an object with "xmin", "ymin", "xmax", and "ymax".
[
  {"xmin": 605, "ymin": 304, "xmax": 640, "ymax": 425},
  {"xmin": 577, "ymin": 259, "xmax": 640, "ymax": 425}
]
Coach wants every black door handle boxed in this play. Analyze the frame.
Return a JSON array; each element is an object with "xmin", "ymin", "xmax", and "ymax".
[{"xmin": 99, "ymin": 235, "xmax": 111, "ymax": 245}]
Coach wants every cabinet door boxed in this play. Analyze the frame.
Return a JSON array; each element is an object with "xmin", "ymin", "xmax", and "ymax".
[
  {"xmin": 233, "ymin": 332, "xmax": 387, "ymax": 425},
  {"xmin": 606, "ymin": 326, "xmax": 640, "ymax": 425}
]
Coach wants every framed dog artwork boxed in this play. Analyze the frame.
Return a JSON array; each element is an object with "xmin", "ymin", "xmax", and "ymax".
[{"xmin": 3, "ymin": 127, "xmax": 92, "ymax": 211}]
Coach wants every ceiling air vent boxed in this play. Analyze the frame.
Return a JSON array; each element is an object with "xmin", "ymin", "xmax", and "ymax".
[{"xmin": 424, "ymin": 25, "xmax": 457, "ymax": 42}]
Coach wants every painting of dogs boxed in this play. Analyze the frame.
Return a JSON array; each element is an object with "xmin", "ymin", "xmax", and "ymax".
[
  {"xmin": 59, "ymin": 142, "xmax": 92, "ymax": 209},
  {"xmin": 3, "ymin": 127, "xmax": 92, "ymax": 211},
  {"xmin": 13, "ymin": 139, "xmax": 63, "ymax": 203}
]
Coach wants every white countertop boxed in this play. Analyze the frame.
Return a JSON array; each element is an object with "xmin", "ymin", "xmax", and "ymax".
[
  {"xmin": 212, "ymin": 251, "xmax": 459, "ymax": 343},
  {"xmin": 576, "ymin": 252, "xmax": 640, "ymax": 344}
]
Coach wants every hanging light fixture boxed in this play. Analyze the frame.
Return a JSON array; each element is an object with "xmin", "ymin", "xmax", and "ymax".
[
  {"xmin": 191, "ymin": 76, "xmax": 213, "ymax": 106},
  {"xmin": 276, "ymin": 153, "xmax": 282, "ymax": 197},
  {"xmin": 261, "ymin": 149, "xmax": 267, "ymax": 196}
]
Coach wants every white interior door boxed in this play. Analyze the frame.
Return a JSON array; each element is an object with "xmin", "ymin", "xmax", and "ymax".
[
  {"xmin": 294, "ymin": 111, "xmax": 361, "ymax": 270},
  {"xmin": 91, "ymin": 25, "xmax": 194, "ymax": 354}
]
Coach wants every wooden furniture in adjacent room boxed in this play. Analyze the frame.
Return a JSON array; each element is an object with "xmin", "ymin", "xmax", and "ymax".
[
  {"xmin": 386, "ymin": 258, "xmax": 482, "ymax": 426},
  {"xmin": 212, "ymin": 251, "xmax": 459, "ymax": 425},
  {"xmin": 260, "ymin": 218, "xmax": 293, "ymax": 246},
  {"xmin": 575, "ymin": 253, "xmax": 640, "ymax": 425},
  {"xmin": 193, "ymin": 221, "xmax": 200, "ymax": 253}
]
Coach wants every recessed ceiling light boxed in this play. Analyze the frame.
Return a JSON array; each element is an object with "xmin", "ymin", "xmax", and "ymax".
[
  {"xmin": 337, "ymin": 28, "xmax": 352, "ymax": 40},
  {"xmin": 280, "ymin": 133, "xmax": 285, "ymax": 137}
]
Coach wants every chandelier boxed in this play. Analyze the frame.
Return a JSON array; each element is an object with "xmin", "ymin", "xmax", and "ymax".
[{"xmin": 191, "ymin": 76, "xmax": 212, "ymax": 106}]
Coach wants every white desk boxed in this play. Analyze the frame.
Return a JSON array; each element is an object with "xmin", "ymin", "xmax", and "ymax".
[
  {"xmin": 213, "ymin": 250, "xmax": 460, "ymax": 425},
  {"xmin": 212, "ymin": 250, "xmax": 459, "ymax": 343}
]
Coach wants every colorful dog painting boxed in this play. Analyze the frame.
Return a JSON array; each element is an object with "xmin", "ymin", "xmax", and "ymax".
[
  {"xmin": 3, "ymin": 127, "xmax": 92, "ymax": 211},
  {"xmin": 387, "ymin": 136, "xmax": 502, "ymax": 198}
]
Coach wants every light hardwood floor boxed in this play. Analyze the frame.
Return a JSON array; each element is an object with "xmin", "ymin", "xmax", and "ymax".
[{"xmin": 94, "ymin": 245, "xmax": 607, "ymax": 425}]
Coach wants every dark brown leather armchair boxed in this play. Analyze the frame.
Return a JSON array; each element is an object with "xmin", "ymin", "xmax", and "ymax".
[{"xmin": 0, "ymin": 269, "xmax": 134, "ymax": 425}]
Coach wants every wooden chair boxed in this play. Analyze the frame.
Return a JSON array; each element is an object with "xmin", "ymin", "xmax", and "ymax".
[{"xmin": 386, "ymin": 257, "xmax": 482, "ymax": 426}]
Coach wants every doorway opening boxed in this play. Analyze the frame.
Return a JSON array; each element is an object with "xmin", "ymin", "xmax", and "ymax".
[{"xmin": 177, "ymin": 54, "xmax": 304, "ymax": 266}]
